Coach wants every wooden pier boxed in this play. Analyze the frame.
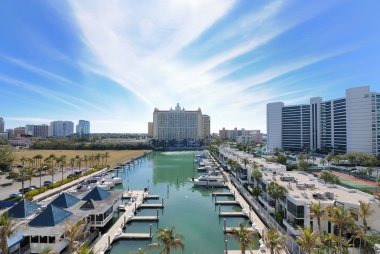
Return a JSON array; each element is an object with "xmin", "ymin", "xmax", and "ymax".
[
  {"xmin": 215, "ymin": 201, "xmax": 239, "ymax": 205},
  {"xmin": 212, "ymin": 192, "xmax": 234, "ymax": 196},
  {"xmin": 219, "ymin": 212, "xmax": 247, "ymax": 217},
  {"xmin": 140, "ymin": 203, "xmax": 164, "ymax": 209},
  {"xmin": 130, "ymin": 216, "xmax": 159, "ymax": 221}
]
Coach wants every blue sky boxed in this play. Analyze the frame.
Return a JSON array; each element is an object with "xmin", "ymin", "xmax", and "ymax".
[{"xmin": 1, "ymin": 0, "xmax": 379, "ymax": 133}]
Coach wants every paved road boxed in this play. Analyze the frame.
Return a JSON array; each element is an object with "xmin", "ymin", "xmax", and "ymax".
[{"xmin": 0, "ymin": 167, "xmax": 90, "ymax": 200}]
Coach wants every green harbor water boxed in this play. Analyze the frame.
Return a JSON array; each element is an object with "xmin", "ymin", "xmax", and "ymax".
[{"xmin": 109, "ymin": 151, "xmax": 259, "ymax": 254}]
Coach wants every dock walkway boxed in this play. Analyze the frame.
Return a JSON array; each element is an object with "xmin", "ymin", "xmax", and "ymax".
[{"xmin": 92, "ymin": 190, "xmax": 144, "ymax": 254}]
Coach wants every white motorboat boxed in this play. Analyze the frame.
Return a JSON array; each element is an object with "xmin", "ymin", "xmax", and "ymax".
[
  {"xmin": 111, "ymin": 176, "xmax": 123, "ymax": 184},
  {"xmin": 191, "ymin": 174, "xmax": 225, "ymax": 187},
  {"xmin": 98, "ymin": 184, "xmax": 111, "ymax": 191}
]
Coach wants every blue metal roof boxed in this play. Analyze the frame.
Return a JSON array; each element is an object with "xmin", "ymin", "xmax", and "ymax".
[
  {"xmin": 82, "ymin": 187, "xmax": 110, "ymax": 201},
  {"xmin": 8, "ymin": 200, "xmax": 40, "ymax": 218},
  {"xmin": 50, "ymin": 193, "xmax": 80, "ymax": 208},
  {"xmin": 29, "ymin": 204, "xmax": 72, "ymax": 227}
]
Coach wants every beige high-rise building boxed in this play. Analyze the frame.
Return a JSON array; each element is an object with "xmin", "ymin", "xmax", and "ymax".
[
  {"xmin": 152, "ymin": 103, "xmax": 210, "ymax": 141},
  {"xmin": 201, "ymin": 115, "xmax": 210, "ymax": 139},
  {"xmin": 148, "ymin": 122, "xmax": 153, "ymax": 138}
]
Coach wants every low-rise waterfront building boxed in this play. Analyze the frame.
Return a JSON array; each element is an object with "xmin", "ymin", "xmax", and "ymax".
[
  {"xmin": 255, "ymin": 171, "xmax": 380, "ymax": 236},
  {"xmin": 2, "ymin": 187, "xmax": 122, "ymax": 253},
  {"xmin": 219, "ymin": 128, "xmax": 264, "ymax": 143}
]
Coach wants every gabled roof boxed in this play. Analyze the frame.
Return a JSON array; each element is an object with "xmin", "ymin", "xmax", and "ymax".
[
  {"xmin": 50, "ymin": 193, "xmax": 80, "ymax": 208},
  {"xmin": 82, "ymin": 187, "xmax": 110, "ymax": 201},
  {"xmin": 80, "ymin": 199, "xmax": 95, "ymax": 210},
  {"xmin": 8, "ymin": 200, "xmax": 40, "ymax": 218},
  {"xmin": 29, "ymin": 204, "xmax": 72, "ymax": 227}
]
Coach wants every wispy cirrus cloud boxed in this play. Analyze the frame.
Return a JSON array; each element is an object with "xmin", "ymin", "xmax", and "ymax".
[{"xmin": 67, "ymin": 0, "xmax": 353, "ymax": 131}]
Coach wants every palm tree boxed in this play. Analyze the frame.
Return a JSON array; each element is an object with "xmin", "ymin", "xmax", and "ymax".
[
  {"xmin": 263, "ymin": 228, "xmax": 286, "ymax": 254},
  {"xmin": 296, "ymin": 226, "xmax": 321, "ymax": 254},
  {"xmin": 104, "ymin": 152, "xmax": 110, "ymax": 164},
  {"xmin": 8, "ymin": 167, "xmax": 29, "ymax": 196},
  {"xmin": 0, "ymin": 212, "xmax": 17, "ymax": 254},
  {"xmin": 70, "ymin": 158, "xmax": 76, "ymax": 174},
  {"xmin": 325, "ymin": 206, "xmax": 355, "ymax": 237},
  {"xmin": 37, "ymin": 165, "xmax": 45, "ymax": 189},
  {"xmin": 83, "ymin": 155, "xmax": 88, "ymax": 170},
  {"xmin": 251, "ymin": 167, "xmax": 262, "ymax": 187},
  {"xmin": 65, "ymin": 220, "xmax": 86, "ymax": 252},
  {"xmin": 227, "ymin": 223, "xmax": 257, "ymax": 254},
  {"xmin": 267, "ymin": 181, "xmax": 288, "ymax": 211},
  {"xmin": 358, "ymin": 201, "xmax": 374, "ymax": 236},
  {"xmin": 76, "ymin": 157, "xmax": 83, "ymax": 172},
  {"xmin": 33, "ymin": 154, "xmax": 43, "ymax": 168},
  {"xmin": 58, "ymin": 155, "xmax": 67, "ymax": 181},
  {"xmin": 309, "ymin": 201, "xmax": 325, "ymax": 236},
  {"xmin": 25, "ymin": 167, "xmax": 35, "ymax": 188},
  {"xmin": 47, "ymin": 167, "xmax": 57, "ymax": 183},
  {"xmin": 149, "ymin": 227, "xmax": 185, "ymax": 254},
  {"xmin": 20, "ymin": 156, "xmax": 28, "ymax": 167},
  {"xmin": 40, "ymin": 247, "xmax": 58, "ymax": 254},
  {"xmin": 78, "ymin": 242, "xmax": 94, "ymax": 254}
]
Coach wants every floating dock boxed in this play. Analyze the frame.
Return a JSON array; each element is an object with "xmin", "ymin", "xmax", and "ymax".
[
  {"xmin": 115, "ymin": 233, "xmax": 152, "ymax": 240},
  {"xmin": 224, "ymin": 227, "xmax": 257, "ymax": 233},
  {"xmin": 144, "ymin": 195, "xmax": 160, "ymax": 200},
  {"xmin": 140, "ymin": 203, "xmax": 164, "ymax": 209},
  {"xmin": 130, "ymin": 216, "xmax": 159, "ymax": 221},
  {"xmin": 212, "ymin": 192, "xmax": 234, "ymax": 196},
  {"xmin": 219, "ymin": 212, "xmax": 247, "ymax": 217},
  {"xmin": 215, "ymin": 201, "xmax": 239, "ymax": 205}
]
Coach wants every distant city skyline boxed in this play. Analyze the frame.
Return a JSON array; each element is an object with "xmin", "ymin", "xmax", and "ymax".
[{"xmin": 1, "ymin": 1, "xmax": 379, "ymax": 133}]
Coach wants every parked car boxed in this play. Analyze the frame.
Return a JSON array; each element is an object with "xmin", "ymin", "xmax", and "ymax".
[
  {"xmin": 9, "ymin": 193, "xmax": 22, "ymax": 199},
  {"xmin": 43, "ymin": 180, "xmax": 55, "ymax": 187},
  {"xmin": 19, "ymin": 186, "xmax": 35, "ymax": 193}
]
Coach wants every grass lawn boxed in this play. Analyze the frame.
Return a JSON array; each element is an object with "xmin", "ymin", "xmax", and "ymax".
[{"xmin": 13, "ymin": 149, "xmax": 150, "ymax": 167}]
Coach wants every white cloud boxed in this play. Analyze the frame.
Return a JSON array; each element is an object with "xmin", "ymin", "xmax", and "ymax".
[{"xmin": 68, "ymin": 0, "xmax": 342, "ymax": 132}]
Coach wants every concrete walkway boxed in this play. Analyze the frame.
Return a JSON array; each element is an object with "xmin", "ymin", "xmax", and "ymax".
[
  {"xmin": 92, "ymin": 190, "xmax": 145, "ymax": 254},
  {"xmin": 222, "ymin": 172, "xmax": 266, "ymax": 234}
]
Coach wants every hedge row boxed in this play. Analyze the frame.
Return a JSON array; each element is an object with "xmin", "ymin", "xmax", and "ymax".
[{"xmin": 25, "ymin": 167, "xmax": 105, "ymax": 199}]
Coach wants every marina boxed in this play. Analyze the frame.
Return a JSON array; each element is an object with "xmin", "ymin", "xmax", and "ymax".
[{"xmin": 106, "ymin": 151, "xmax": 263, "ymax": 254}]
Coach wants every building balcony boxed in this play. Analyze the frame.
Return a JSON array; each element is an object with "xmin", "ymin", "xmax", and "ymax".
[
  {"xmin": 283, "ymin": 219, "xmax": 300, "ymax": 236},
  {"xmin": 90, "ymin": 212, "xmax": 113, "ymax": 227},
  {"xmin": 258, "ymin": 195, "xmax": 275, "ymax": 214}
]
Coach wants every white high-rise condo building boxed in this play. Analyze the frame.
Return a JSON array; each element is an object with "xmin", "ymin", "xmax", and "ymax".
[
  {"xmin": 0, "ymin": 117, "xmax": 4, "ymax": 133},
  {"xmin": 76, "ymin": 120, "xmax": 90, "ymax": 136},
  {"xmin": 49, "ymin": 121, "xmax": 74, "ymax": 137},
  {"xmin": 152, "ymin": 103, "xmax": 210, "ymax": 141},
  {"xmin": 267, "ymin": 86, "xmax": 380, "ymax": 155}
]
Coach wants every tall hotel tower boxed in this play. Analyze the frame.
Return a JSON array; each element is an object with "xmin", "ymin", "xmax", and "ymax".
[
  {"xmin": 152, "ymin": 103, "xmax": 210, "ymax": 141},
  {"xmin": 267, "ymin": 86, "xmax": 380, "ymax": 155}
]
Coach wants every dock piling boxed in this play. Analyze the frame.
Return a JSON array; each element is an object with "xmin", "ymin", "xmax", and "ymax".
[
  {"xmin": 108, "ymin": 235, "xmax": 111, "ymax": 248},
  {"xmin": 224, "ymin": 239, "xmax": 228, "ymax": 253},
  {"xmin": 156, "ymin": 209, "xmax": 159, "ymax": 219},
  {"xmin": 162, "ymin": 198, "xmax": 164, "ymax": 207},
  {"xmin": 150, "ymin": 224, "xmax": 152, "ymax": 237},
  {"xmin": 224, "ymin": 219, "xmax": 226, "ymax": 231},
  {"xmin": 219, "ymin": 205, "xmax": 221, "ymax": 215}
]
